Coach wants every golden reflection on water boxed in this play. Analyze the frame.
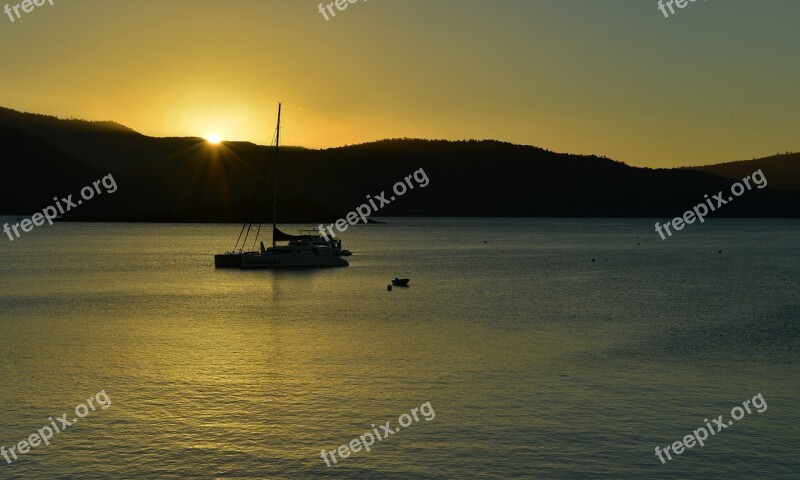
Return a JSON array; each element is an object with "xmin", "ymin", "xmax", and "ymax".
[{"xmin": 0, "ymin": 220, "xmax": 798, "ymax": 478}]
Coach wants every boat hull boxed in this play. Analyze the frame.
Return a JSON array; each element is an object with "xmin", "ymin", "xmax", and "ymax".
[
  {"xmin": 214, "ymin": 253, "xmax": 243, "ymax": 268},
  {"xmin": 240, "ymin": 253, "xmax": 349, "ymax": 268}
]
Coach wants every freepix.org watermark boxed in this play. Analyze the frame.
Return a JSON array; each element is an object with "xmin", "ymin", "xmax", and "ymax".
[
  {"xmin": 3, "ymin": 0, "xmax": 55, "ymax": 23},
  {"xmin": 317, "ymin": 0, "xmax": 366, "ymax": 21},
  {"xmin": 317, "ymin": 168, "xmax": 429, "ymax": 241},
  {"xmin": 657, "ymin": 0, "xmax": 707, "ymax": 19},
  {"xmin": 654, "ymin": 169, "xmax": 767, "ymax": 240},
  {"xmin": 1, "ymin": 391, "xmax": 112, "ymax": 465},
  {"xmin": 320, "ymin": 401, "xmax": 435, "ymax": 467},
  {"xmin": 654, "ymin": 393, "xmax": 767, "ymax": 464},
  {"xmin": 3, "ymin": 174, "xmax": 118, "ymax": 242}
]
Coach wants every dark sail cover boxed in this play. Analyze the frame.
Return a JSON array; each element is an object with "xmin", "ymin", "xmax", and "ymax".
[{"xmin": 273, "ymin": 226, "xmax": 315, "ymax": 242}]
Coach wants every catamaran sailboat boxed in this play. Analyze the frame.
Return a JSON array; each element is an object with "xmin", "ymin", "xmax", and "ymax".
[{"xmin": 214, "ymin": 104, "xmax": 350, "ymax": 269}]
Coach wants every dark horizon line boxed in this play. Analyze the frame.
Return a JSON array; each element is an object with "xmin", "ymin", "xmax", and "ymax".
[{"xmin": 2, "ymin": 105, "xmax": 796, "ymax": 170}]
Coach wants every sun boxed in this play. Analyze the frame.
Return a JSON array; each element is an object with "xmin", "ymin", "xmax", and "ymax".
[{"xmin": 206, "ymin": 133, "xmax": 222, "ymax": 144}]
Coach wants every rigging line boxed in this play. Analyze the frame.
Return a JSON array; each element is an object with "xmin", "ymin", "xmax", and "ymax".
[
  {"xmin": 252, "ymin": 111, "xmax": 281, "ymax": 249},
  {"xmin": 247, "ymin": 128, "xmax": 279, "ymax": 250},
  {"xmin": 233, "ymin": 150, "xmax": 269, "ymax": 251},
  {"xmin": 240, "ymin": 146, "xmax": 272, "ymax": 250},
  {"xmin": 236, "ymin": 128, "xmax": 279, "ymax": 252}
]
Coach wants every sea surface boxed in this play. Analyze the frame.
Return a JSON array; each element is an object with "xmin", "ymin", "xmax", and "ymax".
[{"xmin": 0, "ymin": 218, "xmax": 798, "ymax": 479}]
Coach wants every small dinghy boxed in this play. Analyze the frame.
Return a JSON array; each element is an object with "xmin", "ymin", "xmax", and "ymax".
[{"xmin": 392, "ymin": 277, "xmax": 410, "ymax": 287}]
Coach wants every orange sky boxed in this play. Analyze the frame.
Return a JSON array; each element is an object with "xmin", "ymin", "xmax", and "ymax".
[{"xmin": 0, "ymin": 0, "xmax": 798, "ymax": 167}]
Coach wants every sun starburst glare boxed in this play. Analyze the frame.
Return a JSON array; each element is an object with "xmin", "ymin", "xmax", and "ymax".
[{"xmin": 207, "ymin": 133, "xmax": 222, "ymax": 144}]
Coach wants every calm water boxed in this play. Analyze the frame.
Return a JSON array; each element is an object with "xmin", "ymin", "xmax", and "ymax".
[{"xmin": 0, "ymin": 218, "xmax": 798, "ymax": 479}]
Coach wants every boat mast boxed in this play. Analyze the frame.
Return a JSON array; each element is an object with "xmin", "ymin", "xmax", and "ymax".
[{"xmin": 272, "ymin": 102, "xmax": 281, "ymax": 247}]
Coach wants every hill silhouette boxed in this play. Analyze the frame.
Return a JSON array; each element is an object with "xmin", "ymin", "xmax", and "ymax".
[
  {"xmin": 1, "ymin": 107, "xmax": 798, "ymax": 221},
  {"xmin": 690, "ymin": 152, "xmax": 800, "ymax": 191}
]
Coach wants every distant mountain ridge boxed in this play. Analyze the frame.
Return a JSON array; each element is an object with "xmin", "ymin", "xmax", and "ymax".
[
  {"xmin": 689, "ymin": 152, "xmax": 800, "ymax": 191},
  {"xmin": 1, "ymin": 106, "xmax": 798, "ymax": 221}
]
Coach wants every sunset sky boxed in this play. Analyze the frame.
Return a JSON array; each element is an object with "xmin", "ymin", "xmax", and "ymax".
[{"xmin": 0, "ymin": 0, "xmax": 798, "ymax": 167}]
